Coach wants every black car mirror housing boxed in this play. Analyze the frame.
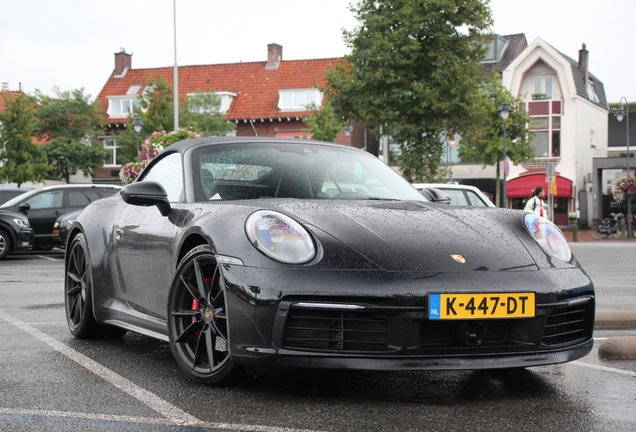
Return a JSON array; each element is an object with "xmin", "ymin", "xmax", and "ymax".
[{"xmin": 121, "ymin": 182, "xmax": 171, "ymax": 216}]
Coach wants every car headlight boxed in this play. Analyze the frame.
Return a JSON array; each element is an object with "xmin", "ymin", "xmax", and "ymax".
[
  {"xmin": 245, "ymin": 210, "xmax": 316, "ymax": 264},
  {"xmin": 14, "ymin": 218, "xmax": 30, "ymax": 228},
  {"xmin": 523, "ymin": 213, "xmax": 572, "ymax": 262}
]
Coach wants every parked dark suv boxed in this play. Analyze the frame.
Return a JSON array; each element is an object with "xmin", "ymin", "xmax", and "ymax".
[
  {"xmin": 0, "ymin": 209, "xmax": 34, "ymax": 259},
  {"xmin": 0, "ymin": 184, "xmax": 120, "ymax": 249}
]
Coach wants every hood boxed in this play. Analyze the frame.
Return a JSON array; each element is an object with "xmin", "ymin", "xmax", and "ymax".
[{"xmin": 268, "ymin": 200, "xmax": 537, "ymax": 273}]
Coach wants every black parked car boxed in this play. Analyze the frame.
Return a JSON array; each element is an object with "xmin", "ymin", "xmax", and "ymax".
[
  {"xmin": 0, "ymin": 184, "xmax": 120, "ymax": 250},
  {"xmin": 0, "ymin": 188, "xmax": 31, "ymax": 205},
  {"xmin": 52, "ymin": 209, "xmax": 82, "ymax": 249},
  {"xmin": 0, "ymin": 209, "xmax": 34, "ymax": 259},
  {"xmin": 65, "ymin": 137, "xmax": 595, "ymax": 384}
]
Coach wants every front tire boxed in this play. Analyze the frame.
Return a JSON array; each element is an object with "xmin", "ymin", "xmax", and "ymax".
[
  {"xmin": 168, "ymin": 245, "xmax": 239, "ymax": 384},
  {"xmin": 0, "ymin": 229, "xmax": 11, "ymax": 260}
]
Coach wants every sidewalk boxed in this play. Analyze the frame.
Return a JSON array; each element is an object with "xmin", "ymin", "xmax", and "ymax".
[{"xmin": 562, "ymin": 228, "xmax": 636, "ymax": 243}]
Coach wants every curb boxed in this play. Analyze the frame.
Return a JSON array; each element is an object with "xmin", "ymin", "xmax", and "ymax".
[
  {"xmin": 595, "ymin": 311, "xmax": 636, "ymax": 360},
  {"xmin": 594, "ymin": 311, "xmax": 636, "ymax": 330}
]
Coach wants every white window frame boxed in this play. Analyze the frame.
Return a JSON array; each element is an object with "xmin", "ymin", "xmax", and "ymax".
[
  {"xmin": 101, "ymin": 136, "xmax": 120, "ymax": 167},
  {"xmin": 278, "ymin": 89, "xmax": 322, "ymax": 111},
  {"xmin": 186, "ymin": 91, "xmax": 236, "ymax": 114},
  {"xmin": 107, "ymin": 96, "xmax": 140, "ymax": 118}
]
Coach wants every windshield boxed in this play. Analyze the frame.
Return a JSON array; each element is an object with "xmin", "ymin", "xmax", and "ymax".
[
  {"xmin": 0, "ymin": 188, "xmax": 41, "ymax": 209},
  {"xmin": 192, "ymin": 142, "xmax": 426, "ymax": 202}
]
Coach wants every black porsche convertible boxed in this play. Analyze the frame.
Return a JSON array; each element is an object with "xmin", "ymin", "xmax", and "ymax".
[{"xmin": 65, "ymin": 137, "xmax": 595, "ymax": 384}]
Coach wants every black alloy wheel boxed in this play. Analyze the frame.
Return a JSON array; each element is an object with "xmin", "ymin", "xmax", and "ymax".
[
  {"xmin": 65, "ymin": 233, "xmax": 100, "ymax": 338},
  {"xmin": 65, "ymin": 233, "xmax": 126, "ymax": 338},
  {"xmin": 168, "ymin": 245, "xmax": 238, "ymax": 384},
  {"xmin": 0, "ymin": 229, "xmax": 10, "ymax": 260}
]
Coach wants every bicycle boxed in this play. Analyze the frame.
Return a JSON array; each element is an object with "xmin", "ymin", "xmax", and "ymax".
[{"xmin": 592, "ymin": 213, "xmax": 624, "ymax": 239}]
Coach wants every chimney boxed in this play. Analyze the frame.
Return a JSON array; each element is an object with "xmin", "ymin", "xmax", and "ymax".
[
  {"xmin": 114, "ymin": 48, "xmax": 132, "ymax": 78},
  {"xmin": 578, "ymin": 43, "xmax": 589, "ymax": 87},
  {"xmin": 266, "ymin": 43, "xmax": 282, "ymax": 70}
]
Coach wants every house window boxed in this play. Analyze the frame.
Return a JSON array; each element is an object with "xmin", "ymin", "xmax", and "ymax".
[
  {"xmin": 528, "ymin": 100, "xmax": 561, "ymax": 157},
  {"xmin": 102, "ymin": 137, "xmax": 121, "ymax": 167},
  {"xmin": 587, "ymin": 81, "xmax": 599, "ymax": 103},
  {"xmin": 533, "ymin": 77, "xmax": 553, "ymax": 99},
  {"xmin": 278, "ymin": 89, "xmax": 322, "ymax": 111},
  {"xmin": 107, "ymin": 96, "xmax": 141, "ymax": 118},
  {"xmin": 187, "ymin": 91, "xmax": 236, "ymax": 114}
]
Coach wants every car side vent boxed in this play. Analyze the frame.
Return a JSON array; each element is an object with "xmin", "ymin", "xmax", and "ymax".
[
  {"xmin": 283, "ymin": 308, "xmax": 391, "ymax": 352},
  {"xmin": 541, "ymin": 297, "xmax": 594, "ymax": 346}
]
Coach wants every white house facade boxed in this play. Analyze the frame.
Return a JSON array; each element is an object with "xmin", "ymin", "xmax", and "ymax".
[{"xmin": 502, "ymin": 37, "xmax": 608, "ymax": 225}]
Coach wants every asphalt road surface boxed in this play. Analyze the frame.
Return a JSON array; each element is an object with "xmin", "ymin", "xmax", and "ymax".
[{"xmin": 0, "ymin": 245, "xmax": 634, "ymax": 432}]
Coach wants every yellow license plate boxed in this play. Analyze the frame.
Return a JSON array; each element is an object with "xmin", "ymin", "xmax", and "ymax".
[{"xmin": 429, "ymin": 292, "xmax": 535, "ymax": 320}]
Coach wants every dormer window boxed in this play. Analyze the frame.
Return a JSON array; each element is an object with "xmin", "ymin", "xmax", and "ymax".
[
  {"xmin": 587, "ymin": 81, "xmax": 599, "ymax": 103},
  {"xmin": 187, "ymin": 91, "xmax": 236, "ymax": 114},
  {"xmin": 107, "ymin": 95, "xmax": 141, "ymax": 118},
  {"xmin": 278, "ymin": 89, "xmax": 322, "ymax": 111}
]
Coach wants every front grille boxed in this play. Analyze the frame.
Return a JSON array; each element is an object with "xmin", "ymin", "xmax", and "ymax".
[
  {"xmin": 279, "ymin": 294, "xmax": 594, "ymax": 355},
  {"xmin": 282, "ymin": 309, "xmax": 391, "ymax": 352},
  {"xmin": 541, "ymin": 297, "xmax": 594, "ymax": 346}
]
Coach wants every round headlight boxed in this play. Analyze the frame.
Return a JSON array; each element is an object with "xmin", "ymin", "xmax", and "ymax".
[
  {"xmin": 245, "ymin": 210, "xmax": 316, "ymax": 264},
  {"xmin": 523, "ymin": 214, "xmax": 572, "ymax": 262}
]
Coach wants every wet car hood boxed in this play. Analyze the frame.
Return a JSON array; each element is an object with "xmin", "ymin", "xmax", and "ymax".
[{"xmin": 267, "ymin": 200, "xmax": 537, "ymax": 273}]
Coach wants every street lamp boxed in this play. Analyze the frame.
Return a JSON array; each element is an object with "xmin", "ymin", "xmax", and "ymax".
[
  {"xmin": 498, "ymin": 102, "xmax": 511, "ymax": 208},
  {"xmin": 615, "ymin": 97, "xmax": 632, "ymax": 237},
  {"xmin": 132, "ymin": 117, "xmax": 144, "ymax": 157}
]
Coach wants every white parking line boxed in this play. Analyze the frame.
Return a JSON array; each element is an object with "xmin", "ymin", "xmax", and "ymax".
[
  {"xmin": 572, "ymin": 360, "xmax": 636, "ymax": 378},
  {"xmin": 36, "ymin": 255, "xmax": 62, "ymax": 261},
  {"xmin": 0, "ymin": 310, "xmax": 321, "ymax": 432}
]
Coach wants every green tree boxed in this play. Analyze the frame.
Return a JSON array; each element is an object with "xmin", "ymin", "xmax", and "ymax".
[
  {"xmin": 325, "ymin": 0, "xmax": 492, "ymax": 181},
  {"xmin": 458, "ymin": 74, "xmax": 534, "ymax": 206},
  {"xmin": 185, "ymin": 91, "xmax": 235, "ymax": 137},
  {"xmin": 0, "ymin": 92, "xmax": 49, "ymax": 186},
  {"xmin": 302, "ymin": 100, "xmax": 346, "ymax": 142},
  {"xmin": 34, "ymin": 88, "xmax": 108, "ymax": 183},
  {"xmin": 135, "ymin": 76, "xmax": 176, "ymax": 134}
]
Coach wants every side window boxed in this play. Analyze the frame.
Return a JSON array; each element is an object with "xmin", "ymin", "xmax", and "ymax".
[
  {"xmin": 82, "ymin": 191, "xmax": 100, "ymax": 202},
  {"xmin": 25, "ymin": 191, "xmax": 64, "ymax": 209},
  {"xmin": 466, "ymin": 191, "xmax": 488, "ymax": 207},
  {"xmin": 443, "ymin": 189, "xmax": 469, "ymax": 206},
  {"xmin": 140, "ymin": 152, "xmax": 183, "ymax": 202},
  {"xmin": 97, "ymin": 188, "xmax": 119, "ymax": 199},
  {"xmin": 68, "ymin": 191, "xmax": 92, "ymax": 207}
]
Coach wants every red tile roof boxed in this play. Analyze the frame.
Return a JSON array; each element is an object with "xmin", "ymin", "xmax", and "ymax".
[{"xmin": 96, "ymin": 58, "xmax": 342, "ymax": 124}]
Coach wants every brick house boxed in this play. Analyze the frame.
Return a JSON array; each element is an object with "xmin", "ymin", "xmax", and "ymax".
[{"xmin": 93, "ymin": 44, "xmax": 377, "ymax": 182}]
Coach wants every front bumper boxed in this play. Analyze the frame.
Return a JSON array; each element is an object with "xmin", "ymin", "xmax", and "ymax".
[
  {"xmin": 221, "ymin": 265, "xmax": 595, "ymax": 372},
  {"xmin": 15, "ymin": 228, "xmax": 34, "ymax": 251}
]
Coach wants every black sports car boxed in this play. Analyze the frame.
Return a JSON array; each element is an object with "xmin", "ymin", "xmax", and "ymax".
[{"xmin": 65, "ymin": 137, "xmax": 595, "ymax": 384}]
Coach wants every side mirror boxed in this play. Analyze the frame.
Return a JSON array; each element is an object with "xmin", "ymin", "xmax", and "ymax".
[
  {"xmin": 18, "ymin": 202, "xmax": 31, "ymax": 214},
  {"xmin": 420, "ymin": 187, "xmax": 452, "ymax": 205},
  {"xmin": 120, "ymin": 181, "xmax": 171, "ymax": 216}
]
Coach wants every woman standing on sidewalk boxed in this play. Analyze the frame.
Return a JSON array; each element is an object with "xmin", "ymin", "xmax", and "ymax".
[{"xmin": 524, "ymin": 187, "xmax": 549, "ymax": 218}]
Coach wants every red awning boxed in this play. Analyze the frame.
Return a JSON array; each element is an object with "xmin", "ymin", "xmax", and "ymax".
[{"xmin": 506, "ymin": 174, "xmax": 573, "ymax": 198}]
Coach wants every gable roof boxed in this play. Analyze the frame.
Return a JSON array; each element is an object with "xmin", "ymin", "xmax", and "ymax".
[
  {"xmin": 0, "ymin": 90, "xmax": 23, "ymax": 112},
  {"xmin": 556, "ymin": 48, "xmax": 607, "ymax": 109},
  {"xmin": 481, "ymin": 33, "xmax": 528, "ymax": 75},
  {"xmin": 96, "ymin": 56, "xmax": 341, "ymax": 124}
]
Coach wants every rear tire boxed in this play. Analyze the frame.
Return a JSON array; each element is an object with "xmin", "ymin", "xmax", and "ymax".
[
  {"xmin": 168, "ymin": 245, "xmax": 240, "ymax": 384},
  {"xmin": 65, "ymin": 233, "xmax": 127, "ymax": 339},
  {"xmin": 591, "ymin": 223, "xmax": 608, "ymax": 239}
]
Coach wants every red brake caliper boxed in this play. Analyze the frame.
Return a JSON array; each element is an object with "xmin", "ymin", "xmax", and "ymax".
[{"xmin": 191, "ymin": 277, "xmax": 213, "ymax": 339}]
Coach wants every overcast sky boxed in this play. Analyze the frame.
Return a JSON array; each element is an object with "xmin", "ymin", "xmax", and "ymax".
[{"xmin": 2, "ymin": 0, "xmax": 635, "ymax": 105}]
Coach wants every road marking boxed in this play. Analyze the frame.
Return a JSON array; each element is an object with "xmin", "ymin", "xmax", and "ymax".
[
  {"xmin": 572, "ymin": 360, "xmax": 636, "ymax": 378},
  {"xmin": 0, "ymin": 310, "xmax": 321, "ymax": 432},
  {"xmin": 36, "ymin": 255, "xmax": 62, "ymax": 261}
]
